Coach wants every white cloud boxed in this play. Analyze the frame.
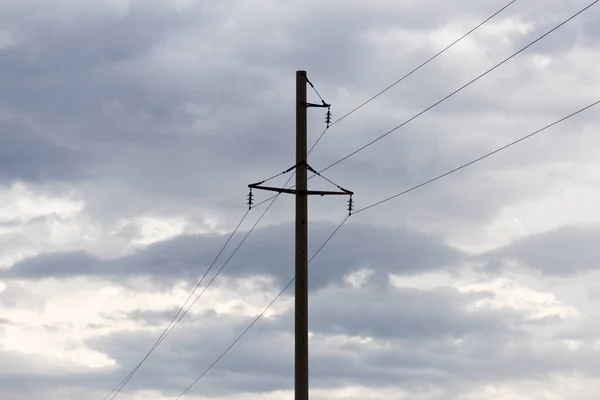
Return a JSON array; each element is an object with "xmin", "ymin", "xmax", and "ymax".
[
  {"xmin": 0, "ymin": 183, "xmax": 82, "ymax": 223},
  {"xmin": 456, "ymin": 276, "xmax": 578, "ymax": 319}
]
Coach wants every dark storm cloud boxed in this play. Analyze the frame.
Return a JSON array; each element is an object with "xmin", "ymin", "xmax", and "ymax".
[
  {"xmin": 3, "ymin": 221, "xmax": 464, "ymax": 291},
  {"xmin": 483, "ymin": 225, "xmax": 600, "ymax": 275}
]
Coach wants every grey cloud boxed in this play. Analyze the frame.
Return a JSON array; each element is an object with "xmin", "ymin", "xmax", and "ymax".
[
  {"xmin": 0, "ymin": 0, "xmax": 558, "ymax": 225},
  {"xmin": 3, "ymin": 253, "xmax": 598, "ymax": 398},
  {"xmin": 0, "ymin": 348, "xmax": 107, "ymax": 400},
  {"xmin": 307, "ymin": 285, "xmax": 516, "ymax": 340},
  {"xmin": 81, "ymin": 281, "xmax": 581, "ymax": 397},
  {"xmin": 513, "ymin": 0, "xmax": 600, "ymax": 56},
  {"xmin": 5, "ymin": 251, "xmax": 103, "ymax": 279},
  {"xmin": 483, "ymin": 225, "xmax": 600, "ymax": 275},
  {"xmin": 0, "ymin": 119, "xmax": 87, "ymax": 183},
  {"xmin": 1, "ymin": 0, "xmax": 600, "ymax": 399},
  {"xmin": 1, "ymin": 2, "xmax": 290, "ymax": 204},
  {"xmin": 3, "ymin": 221, "xmax": 464, "ymax": 291},
  {"xmin": 123, "ymin": 283, "xmax": 512, "ymax": 347}
]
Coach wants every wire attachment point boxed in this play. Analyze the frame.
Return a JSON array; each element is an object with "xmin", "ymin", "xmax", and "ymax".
[
  {"xmin": 347, "ymin": 195, "xmax": 354, "ymax": 216},
  {"xmin": 247, "ymin": 188, "xmax": 254, "ymax": 210},
  {"xmin": 325, "ymin": 106, "xmax": 332, "ymax": 129}
]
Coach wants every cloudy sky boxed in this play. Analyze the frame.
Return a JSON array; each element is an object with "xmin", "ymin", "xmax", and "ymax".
[{"xmin": 1, "ymin": 0, "xmax": 600, "ymax": 399}]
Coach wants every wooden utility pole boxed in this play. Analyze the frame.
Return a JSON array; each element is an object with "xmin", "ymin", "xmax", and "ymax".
[
  {"xmin": 295, "ymin": 70, "xmax": 309, "ymax": 400},
  {"xmin": 247, "ymin": 70, "xmax": 353, "ymax": 400}
]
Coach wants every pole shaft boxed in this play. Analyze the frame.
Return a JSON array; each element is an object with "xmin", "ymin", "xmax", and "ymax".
[{"xmin": 295, "ymin": 70, "xmax": 309, "ymax": 400}]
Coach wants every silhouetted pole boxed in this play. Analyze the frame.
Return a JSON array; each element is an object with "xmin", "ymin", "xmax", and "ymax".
[
  {"xmin": 295, "ymin": 70, "xmax": 309, "ymax": 400},
  {"xmin": 248, "ymin": 70, "xmax": 352, "ymax": 400}
]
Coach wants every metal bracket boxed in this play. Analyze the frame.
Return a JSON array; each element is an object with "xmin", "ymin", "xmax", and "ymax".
[
  {"xmin": 248, "ymin": 162, "xmax": 353, "ymax": 196},
  {"xmin": 304, "ymin": 101, "xmax": 330, "ymax": 108}
]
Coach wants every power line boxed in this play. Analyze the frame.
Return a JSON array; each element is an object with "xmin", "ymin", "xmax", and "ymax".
[
  {"xmin": 103, "ymin": 209, "xmax": 251, "ymax": 400},
  {"xmin": 173, "ymin": 97, "xmax": 600, "ymax": 398},
  {"xmin": 106, "ymin": 173, "xmax": 298, "ymax": 399},
  {"xmin": 105, "ymin": 137, "xmax": 306, "ymax": 399},
  {"xmin": 105, "ymin": 65, "xmax": 341, "ymax": 400},
  {"xmin": 317, "ymin": 0, "xmax": 599, "ymax": 175},
  {"xmin": 307, "ymin": 0, "xmax": 518, "ymax": 154},
  {"xmin": 146, "ymin": 2, "xmax": 598, "ymax": 396},
  {"xmin": 255, "ymin": 0, "xmax": 597, "ymax": 209},
  {"xmin": 354, "ymin": 99, "xmax": 600, "ymax": 214},
  {"xmin": 162, "ymin": 189, "xmax": 284, "ymax": 339},
  {"xmin": 173, "ymin": 216, "xmax": 350, "ymax": 400},
  {"xmin": 97, "ymin": 0, "xmax": 516, "ymax": 390}
]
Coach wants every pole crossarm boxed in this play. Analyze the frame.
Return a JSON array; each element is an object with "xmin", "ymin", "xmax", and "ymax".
[
  {"xmin": 248, "ymin": 162, "xmax": 353, "ymax": 197},
  {"xmin": 248, "ymin": 184, "xmax": 352, "ymax": 196},
  {"xmin": 248, "ymin": 161, "xmax": 353, "ymax": 197}
]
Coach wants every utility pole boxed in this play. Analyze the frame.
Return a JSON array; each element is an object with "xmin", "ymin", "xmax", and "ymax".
[
  {"xmin": 247, "ymin": 71, "xmax": 353, "ymax": 400},
  {"xmin": 295, "ymin": 70, "xmax": 309, "ymax": 400}
]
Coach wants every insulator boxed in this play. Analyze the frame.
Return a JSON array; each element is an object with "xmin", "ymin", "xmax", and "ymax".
[
  {"xmin": 325, "ymin": 106, "xmax": 332, "ymax": 128},
  {"xmin": 347, "ymin": 195, "xmax": 354, "ymax": 216},
  {"xmin": 247, "ymin": 188, "xmax": 254, "ymax": 210}
]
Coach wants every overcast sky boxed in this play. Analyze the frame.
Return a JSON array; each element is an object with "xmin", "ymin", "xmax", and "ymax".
[{"xmin": 1, "ymin": 0, "xmax": 600, "ymax": 399}]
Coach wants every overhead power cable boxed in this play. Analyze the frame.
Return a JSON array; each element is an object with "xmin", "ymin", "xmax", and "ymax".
[
  {"xmin": 103, "ymin": 209, "xmax": 251, "ymax": 400},
  {"xmin": 173, "ymin": 216, "xmax": 350, "ymax": 400},
  {"xmin": 174, "ymin": 97, "xmax": 600, "ymax": 398},
  {"xmin": 253, "ymin": 0, "xmax": 597, "ymax": 209},
  {"xmin": 317, "ymin": 0, "xmax": 600, "ymax": 175},
  {"xmin": 308, "ymin": 0, "xmax": 518, "ymax": 154},
  {"xmin": 105, "ymin": 52, "xmax": 343, "ymax": 400},
  {"xmin": 106, "ymin": 171, "xmax": 297, "ymax": 399},
  {"xmin": 145, "ymin": 2, "xmax": 597, "ymax": 397},
  {"xmin": 354, "ymin": 99, "xmax": 600, "ymax": 214},
  {"xmin": 111, "ymin": 71, "xmax": 335, "ymax": 396}
]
